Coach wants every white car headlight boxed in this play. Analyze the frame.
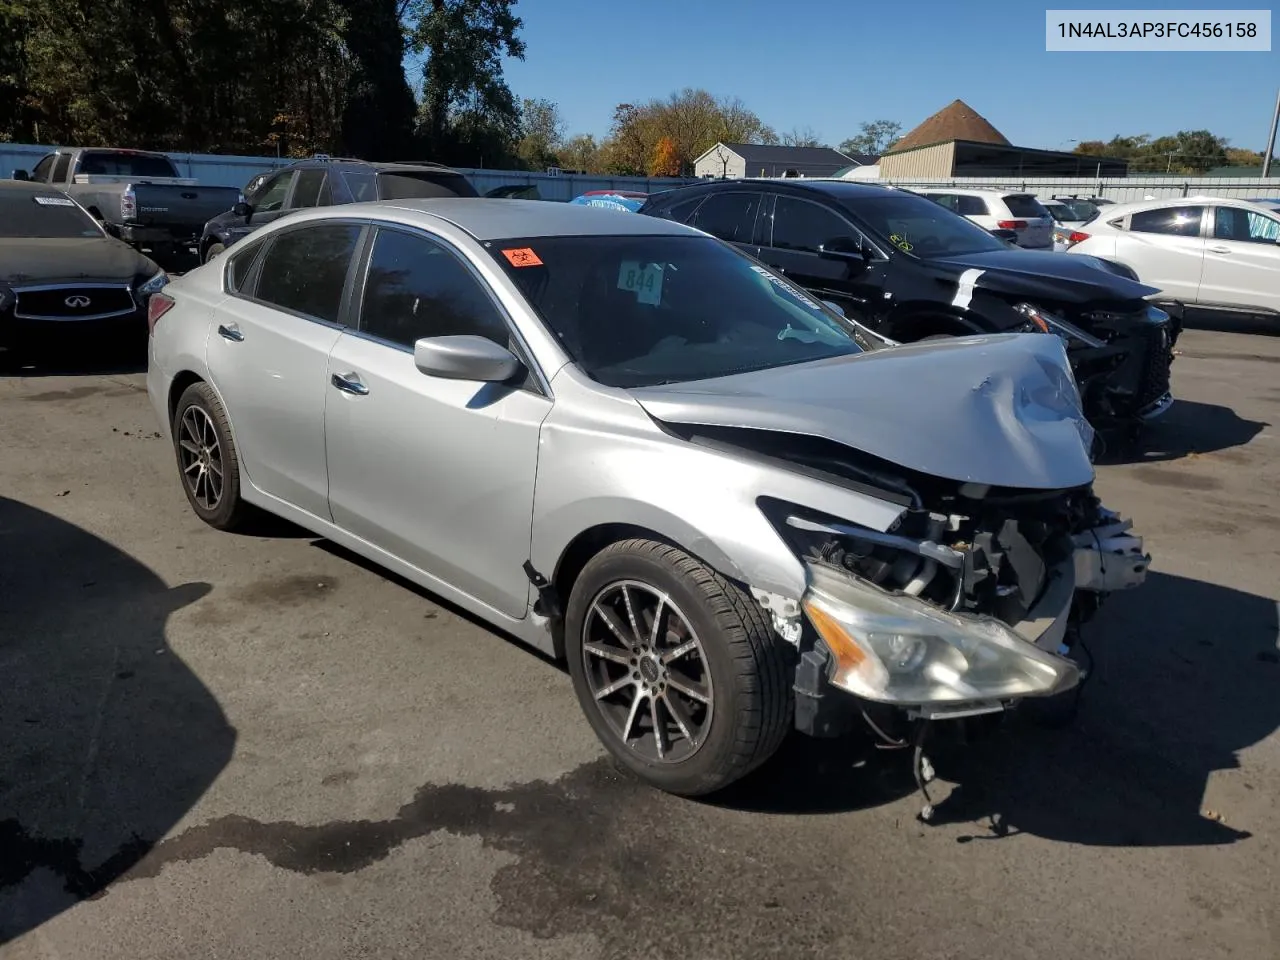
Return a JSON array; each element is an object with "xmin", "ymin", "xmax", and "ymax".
[
  {"xmin": 137, "ymin": 271, "xmax": 169, "ymax": 297},
  {"xmin": 802, "ymin": 562, "xmax": 1079, "ymax": 706},
  {"xmin": 1013, "ymin": 302, "xmax": 1104, "ymax": 349}
]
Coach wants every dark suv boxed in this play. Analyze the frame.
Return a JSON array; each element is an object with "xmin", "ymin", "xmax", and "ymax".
[
  {"xmin": 199, "ymin": 156, "xmax": 477, "ymax": 263},
  {"xmin": 640, "ymin": 179, "xmax": 1180, "ymax": 428}
]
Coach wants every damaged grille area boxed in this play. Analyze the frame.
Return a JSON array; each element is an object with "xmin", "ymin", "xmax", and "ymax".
[{"xmin": 1073, "ymin": 306, "xmax": 1175, "ymax": 419}]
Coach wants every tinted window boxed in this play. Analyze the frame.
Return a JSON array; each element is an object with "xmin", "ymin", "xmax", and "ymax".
[
  {"xmin": 1213, "ymin": 206, "xmax": 1280, "ymax": 243},
  {"xmin": 655, "ymin": 196, "xmax": 704, "ymax": 222},
  {"xmin": 376, "ymin": 171, "xmax": 478, "ymax": 200},
  {"xmin": 291, "ymin": 170, "xmax": 330, "ymax": 208},
  {"xmin": 956, "ymin": 195, "xmax": 989, "ymax": 216},
  {"xmin": 360, "ymin": 229, "xmax": 509, "ymax": 348},
  {"xmin": 1002, "ymin": 194, "xmax": 1048, "ymax": 218},
  {"xmin": 31, "ymin": 155, "xmax": 54, "ymax": 181},
  {"xmin": 253, "ymin": 173, "xmax": 293, "ymax": 212},
  {"xmin": 488, "ymin": 234, "xmax": 878, "ymax": 388},
  {"xmin": 77, "ymin": 152, "xmax": 176, "ymax": 178},
  {"xmin": 844, "ymin": 193, "xmax": 1007, "ymax": 257},
  {"xmin": 226, "ymin": 241, "xmax": 265, "ymax": 292},
  {"xmin": 52, "ymin": 154, "xmax": 71, "ymax": 182},
  {"xmin": 343, "ymin": 171, "xmax": 377, "ymax": 202},
  {"xmin": 1129, "ymin": 206, "xmax": 1203, "ymax": 238},
  {"xmin": 0, "ymin": 193, "xmax": 102, "ymax": 238},
  {"xmin": 690, "ymin": 192, "xmax": 760, "ymax": 243},
  {"xmin": 770, "ymin": 196, "xmax": 857, "ymax": 253},
  {"xmin": 254, "ymin": 224, "xmax": 361, "ymax": 323}
]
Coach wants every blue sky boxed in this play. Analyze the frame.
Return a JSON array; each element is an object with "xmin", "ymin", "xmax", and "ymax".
[{"xmin": 486, "ymin": 0, "xmax": 1278, "ymax": 152}]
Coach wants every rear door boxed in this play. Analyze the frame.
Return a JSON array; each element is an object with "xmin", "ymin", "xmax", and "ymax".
[
  {"xmin": 207, "ymin": 220, "xmax": 365, "ymax": 517},
  {"xmin": 758, "ymin": 192, "xmax": 885, "ymax": 317},
  {"xmin": 1001, "ymin": 194, "xmax": 1054, "ymax": 249},
  {"xmin": 1200, "ymin": 205, "xmax": 1280, "ymax": 313},
  {"xmin": 1114, "ymin": 204, "xmax": 1208, "ymax": 301}
]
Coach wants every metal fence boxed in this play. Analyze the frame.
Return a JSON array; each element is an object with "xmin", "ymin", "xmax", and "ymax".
[
  {"xmin": 0, "ymin": 142, "xmax": 696, "ymax": 199},
  {"xmin": 869, "ymin": 175, "xmax": 1280, "ymax": 202}
]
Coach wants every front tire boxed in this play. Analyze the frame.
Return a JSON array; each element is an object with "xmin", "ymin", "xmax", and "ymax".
[
  {"xmin": 204, "ymin": 242, "xmax": 226, "ymax": 263},
  {"xmin": 172, "ymin": 381, "xmax": 249, "ymax": 531},
  {"xmin": 565, "ymin": 539, "xmax": 793, "ymax": 796}
]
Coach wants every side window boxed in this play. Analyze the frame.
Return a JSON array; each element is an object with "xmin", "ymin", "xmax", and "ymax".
[
  {"xmin": 31, "ymin": 154, "xmax": 55, "ymax": 182},
  {"xmin": 253, "ymin": 173, "xmax": 294, "ymax": 212},
  {"xmin": 290, "ymin": 170, "xmax": 330, "ymax": 209},
  {"xmin": 52, "ymin": 154, "xmax": 71, "ymax": 183},
  {"xmin": 957, "ymin": 195, "xmax": 989, "ymax": 216},
  {"xmin": 770, "ymin": 196, "xmax": 859, "ymax": 253},
  {"xmin": 690, "ymin": 192, "xmax": 760, "ymax": 243},
  {"xmin": 359, "ymin": 228, "xmax": 510, "ymax": 349},
  {"xmin": 1213, "ymin": 207, "xmax": 1280, "ymax": 244},
  {"xmin": 343, "ymin": 171, "xmax": 377, "ymax": 202},
  {"xmin": 254, "ymin": 223, "xmax": 362, "ymax": 323},
  {"xmin": 226, "ymin": 241, "xmax": 266, "ymax": 293},
  {"xmin": 927, "ymin": 194, "xmax": 957, "ymax": 212},
  {"xmin": 1129, "ymin": 206, "xmax": 1203, "ymax": 238},
  {"xmin": 657, "ymin": 196, "xmax": 705, "ymax": 223}
]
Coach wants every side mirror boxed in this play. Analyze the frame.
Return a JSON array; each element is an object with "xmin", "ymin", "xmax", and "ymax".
[
  {"xmin": 821, "ymin": 300, "xmax": 845, "ymax": 317},
  {"xmin": 12, "ymin": 169, "xmax": 29, "ymax": 181},
  {"xmin": 413, "ymin": 335, "xmax": 522, "ymax": 383},
  {"xmin": 817, "ymin": 236, "xmax": 868, "ymax": 261},
  {"xmin": 232, "ymin": 201, "xmax": 253, "ymax": 219}
]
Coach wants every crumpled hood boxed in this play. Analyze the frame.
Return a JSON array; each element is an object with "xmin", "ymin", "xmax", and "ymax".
[
  {"xmin": 929, "ymin": 248, "xmax": 1160, "ymax": 305},
  {"xmin": 631, "ymin": 334, "xmax": 1096, "ymax": 490},
  {"xmin": 0, "ymin": 238, "xmax": 156, "ymax": 285}
]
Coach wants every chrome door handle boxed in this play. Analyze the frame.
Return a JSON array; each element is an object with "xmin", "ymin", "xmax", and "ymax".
[
  {"xmin": 330, "ymin": 372, "xmax": 369, "ymax": 396},
  {"xmin": 1208, "ymin": 245, "xmax": 1231, "ymax": 254},
  {"xmin": 217, "ymin": 323, "xmax": 244, "ymax": 342}
]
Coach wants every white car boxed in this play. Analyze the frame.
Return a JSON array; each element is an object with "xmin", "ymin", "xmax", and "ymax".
[
  {"xmin": 918, "ymin": 189, "xmax": 1055, "ymax": 249},
  {"xmin": 1063, "ymin": 196, "xmax": 1280, "ymax": 317}
]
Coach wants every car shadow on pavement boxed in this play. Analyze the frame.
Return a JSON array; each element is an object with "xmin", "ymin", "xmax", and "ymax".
[
  {"xmin": 925, "ymin": 570, "xmax": 1276, "ymax": 846},
  {"xmin": 1095, "ymin": 399, "xmax": 1266, "ymax": 465},
  {"xmin": 0, "ymin": 496, "xmax": 235, "ymax": 943},
  {"xmin": 1181, "ymin": 309, "xmax": 1280, "ymax": 338},
  {"xmin": 1, "ymin": 347, "xmax": 147, "ymax": 378}
]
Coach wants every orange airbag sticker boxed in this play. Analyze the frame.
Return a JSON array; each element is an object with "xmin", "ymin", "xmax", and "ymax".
[{"xmin": 502, "ymin": 247, "xmax": 543, "ymax": 267}]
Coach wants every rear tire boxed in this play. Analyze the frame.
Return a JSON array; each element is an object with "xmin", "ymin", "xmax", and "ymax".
[
  {"xmin": 565, "ymin": 538, "xmax": 793, "ymax": 796},
  {"xmin": 172, "ymin": 381, "xmax": 250, "ymax": 531}
]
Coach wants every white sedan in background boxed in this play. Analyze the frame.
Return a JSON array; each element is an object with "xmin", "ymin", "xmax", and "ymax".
[{"xmin": 1064, "ymin": 196, "xmax": 1280, "ymax": 317}]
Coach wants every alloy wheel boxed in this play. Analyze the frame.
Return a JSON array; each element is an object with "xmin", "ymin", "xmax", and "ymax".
[
  {"xmin": 177, "ymin": 405, "xmax": 224, "ymax": 511},
  {"xmin": 581, "ymin": 579, "xmax": 714, "ymax": 763}
]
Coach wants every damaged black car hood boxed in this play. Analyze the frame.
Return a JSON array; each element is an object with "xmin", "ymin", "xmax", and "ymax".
[
  {"xmin": 631, "ymin": 333, "xmax": 1096, "ymax": 491},
  {"xmin": 928, "ymin": 248, "xmax": 1160, "ymax": 305}
]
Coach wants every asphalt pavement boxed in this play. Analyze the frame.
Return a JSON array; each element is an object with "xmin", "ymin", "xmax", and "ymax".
[{"xmin": 1, "ymin": 322, "xmax": 1277, "ymax": 960}]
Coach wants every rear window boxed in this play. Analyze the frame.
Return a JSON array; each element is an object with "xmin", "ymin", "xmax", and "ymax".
[
  {"xmin": 1002, "ymin": 194, "xmax": 1049, "ymax": 218},
  {"xmin": 77, "ymin": 152, "xmax": 178, "ymax": 178},
  {"xmin": 376, "ymin": 172, "xmax": 478, "ymax": 200}
]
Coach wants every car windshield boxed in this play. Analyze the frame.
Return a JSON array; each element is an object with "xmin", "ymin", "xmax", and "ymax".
[
  {"xmin": 0, "ymin": 193, "xmax": 103, "ymax": 238},
  {"xmin": 488, "ymin": 234, "xmax": 878, "ymax": 388},
  {"xmin": 845, "ymin": 193, "xmax": 1008, "ymax": 257}
]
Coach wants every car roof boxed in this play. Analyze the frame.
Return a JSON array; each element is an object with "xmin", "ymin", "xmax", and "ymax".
[
  {"xmin": 281, "ymin": 157, "xmax": 466, "ymax": 176},
  {"xmin": 352, "ymin": 198, "xmax": 700, "ymax": 240},
  {"xmin": 1095, "ymin": 195, "xmax": 1280, "ymax": 217},
  {"xmin": 663, "ymin": 178, "xmax": 913, "ymax": 202},
  {"xmin": 0, "ymin": 179, "xmax": 70, "ymax": 197}
]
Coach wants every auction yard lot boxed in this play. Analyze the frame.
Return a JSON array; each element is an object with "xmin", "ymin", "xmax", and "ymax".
[{"xmin": 1, "ymin": 323, "xmax": 1278, "ymax": 960}]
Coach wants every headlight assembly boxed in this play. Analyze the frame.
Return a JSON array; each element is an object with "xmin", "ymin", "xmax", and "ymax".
[
  {"xmin": 801, "ymin": 562, "xmax": 1079, "ymax": 707},
  {"xmin": 1014, "ymin": 302, "xmax": 1104, "ymax": 349},
  {"xmin": 137, "ymin": 271, "xmax": 169, "ymax": 297}
]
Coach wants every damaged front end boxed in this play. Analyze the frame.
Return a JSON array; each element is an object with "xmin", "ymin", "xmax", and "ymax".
[{"xmin": 752, "ymin": 464, "xmax": 1147, "ymax": 817}]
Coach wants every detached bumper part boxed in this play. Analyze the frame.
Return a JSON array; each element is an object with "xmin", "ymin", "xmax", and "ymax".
[{"xmin": 1073, "ymin": 512, "xmax": 1149, "ymax": 592}]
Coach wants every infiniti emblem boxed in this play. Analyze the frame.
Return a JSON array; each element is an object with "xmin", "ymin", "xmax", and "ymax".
[{"xmin": 65, "ymin": 295, "xmax": 91, "ymax": 308}]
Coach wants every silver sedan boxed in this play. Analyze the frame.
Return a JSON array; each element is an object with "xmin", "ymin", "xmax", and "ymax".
[{"xmin": 146, "ymin": 199, "xmax": 1147, "ymax": 800}]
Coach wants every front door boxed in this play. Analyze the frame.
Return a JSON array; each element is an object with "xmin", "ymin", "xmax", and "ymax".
[
  {"xmin": 207, "ymin": 220, "xmax": 364, "ymax": 517},
  {"xmin": 757, "ymin": 193, "xmax": 885, "ymax": 319},
  {"xmin": 1114, "ymin": 204, "xmax": 1207, "ymax": 302},
  {"xmin": 1200, "ymin": 205, "xmax": 1280, "ymax": 313},
  {"xmin": 241, "ymin": 171, "xmax": 297, "ymax": 232},
  {"xmin": 324, "ymin": 226, "xmax": 550, "ymax": 619}
]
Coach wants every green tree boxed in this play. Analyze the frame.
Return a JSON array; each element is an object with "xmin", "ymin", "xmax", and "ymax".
[
  {"xmin": 601, "ymin": 89, "xmax": 775, "ymax": 175},
  {"xmin": 409, "ymin": 0, "xmax": 525, "ymax": 162},
  {"xmin": 515, "ymin": 96, "xmax": 564, "ymax": 169},
  {"xmin": 336, "ymin": 0, "xmax": 416, "ymax": 159},
  {"xmin": 839, "ymin": 120, "xmax": 901, "ymax": 155},
  {"xmin": 558, "ymin": 132, "xmax": 601, "ymax": 172},
  {"xmin": 0, "ymin": 0, "xmax": 34, "ymax": 142}
]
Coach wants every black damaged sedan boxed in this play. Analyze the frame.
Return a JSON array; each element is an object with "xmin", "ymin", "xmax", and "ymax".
[
  {"xmin": 641, "ymin": 179, "xmax": 1181, "ymax": 429},
  {"xmin": 1, "ymin": 180, "xmax": 168, "ymax": 368}
]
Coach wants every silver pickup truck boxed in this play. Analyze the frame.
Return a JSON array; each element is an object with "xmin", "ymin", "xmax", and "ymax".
[{"xmin": 12, "ymin": 148, "xmax": 241, "ymax": 257}]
